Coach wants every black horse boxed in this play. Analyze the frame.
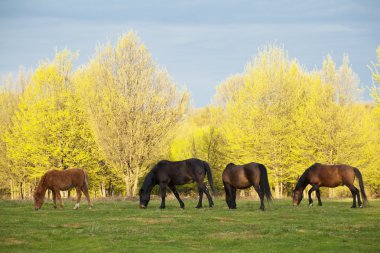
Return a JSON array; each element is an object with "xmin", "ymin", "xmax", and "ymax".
[
  {"xmin": 222, "ymin": 162, "xmax": 272, "ymax": 210},
  {"xmin": 292, "ymin": 163, "xmax": 368, "ymax": 208},
  {"xmin": 139, "ymin": 158, "xmax": 216, "ymax": 209}
]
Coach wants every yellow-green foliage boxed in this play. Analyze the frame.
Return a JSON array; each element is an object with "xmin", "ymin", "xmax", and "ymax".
[
  {"xmin": 75, "ymin": 32, "xmax": 188, "ymax": 196},
  {"xmin": 2, "ymin": 50, "xmax": 104, "ymax": 198},
  {"xmin": 1, "ymin": 39, "xmax": 379, "ymax": 198},
  {"xmin": 170, "ymin": 45, "xmax": 380, "ymax": 196}
]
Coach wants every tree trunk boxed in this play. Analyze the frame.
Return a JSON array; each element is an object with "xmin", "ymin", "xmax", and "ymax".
[
  {"xmin": 108, "ymin": 179, "xmax": 113, "ymax": 197},
  {"xmin": 329, "ymin": 188, "xmax": 335, "ymax": 198},
  {"xmin": 10, "ymin": 180, "xmax": 14, "ymax": 200},
  {"xmin": 20, "ymin": 182, "xmax": 24, "ymax": 200},
  {"xmin": 280, "ymin": 169, "xmax": 283, "ymax": 198},
  {"xmin": 274, "ymin": 179, "xmax": 280, "ymax": 199},
  {"xmin": 125, "ymin": 175, "xmax": 131, "ymax": 197},
  {"xmin": 132, "ymin": 167, "xmax": 141, "ymax": 196}
]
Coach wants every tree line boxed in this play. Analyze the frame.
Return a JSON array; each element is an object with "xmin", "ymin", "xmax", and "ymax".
[{"xmin": 0, "ymin": 32, "xmax": 379, "ymax": 199}]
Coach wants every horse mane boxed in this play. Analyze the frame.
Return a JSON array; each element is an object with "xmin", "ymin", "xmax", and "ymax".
[
  {"xmin": 140, "ymin": 167, "xmax": 157, "ymax": 192},
  {"xmin": 34, "ymin": 173, "xmax": 48, "ymax": 200},
  {"xmin": 295, "ymin": 169, "xmax": 309, "ymax": 190},
  {"xmin": 35, "ymin": 174, "xmax": 47, "ymax": 193},
  {"xmin": 226, "ymin": 163, "xmax": 235, "ymax": 168}
]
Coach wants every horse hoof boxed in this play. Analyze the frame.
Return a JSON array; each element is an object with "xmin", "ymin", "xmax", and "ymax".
[
  {"xmin": 351, "ymin": 206, "xmax": 357, "ymax": 208},
  {"xmin": 359, "ymin": 205, "xmax": 363, "ymax": 208},
  {"xmin": 160, "ymin": 206, "xmax": 165, "ymax": 209},
  {"xmin": 195, "ymin": 206, "xmax": 202, "ymax": 209},
  {"xmin": 309, "ymin": 203, "xmax": 313, "ymax": 207}
]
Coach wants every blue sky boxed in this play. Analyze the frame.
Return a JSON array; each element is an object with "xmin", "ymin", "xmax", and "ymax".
[{"xmin": 0, "ymin": 0, "xmax": 379, "ymax": 107}]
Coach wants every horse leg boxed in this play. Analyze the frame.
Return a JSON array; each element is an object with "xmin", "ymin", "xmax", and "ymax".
[
  {"xmin": 196, "ymin": 185, "xmax": 204, "ymax": 208},
  {"xmin": 316, "ymin": 188, "xmax": 322, "ymax": 206},
  {"xmin": 199, "ymin": 183, "xmax": 214, "ymax": 208},
  {"xmin": 52, "ymin": 190, "xmax": 57, "ymax": 209},
  {"xmin": 56, "ymin": 190, "xmax": 64, "ymax": 208},
  {"xmin": 223, "ymin": 182, "xmax": 233, "ymax": 209},
  {"xmin": 253, "ymin": 184, "xmax": 265, "ymax": 211},
  {"xmin": 168, "ymin": 185, "xmax": 185, "ymax": 209},
  {"xmin": 308, "ymin": 186, "xmax": 316, "ymax": 206},
  {"xmin": 81, "ymin": 185, "xmax": 92, "ymax": 209},
  {"xmin": 348, "ymin": 185, "xmax": 360, "ymax": 208},
  {"xmin": 160, "ymin": 183, "xmax": 167, "ymax": 209},
  {"xmin": 231, "ymin": 187, "xmax": 237, "ymax": 209},
  {"xmin": 356, "ymin": 187, "xmax": 363, "ymax": 208},
  {"xmin": 74, "ymin": 187, "xmax": 82, "ymax": 210}
]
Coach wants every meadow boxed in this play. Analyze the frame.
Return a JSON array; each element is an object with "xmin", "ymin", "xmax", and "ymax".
[{"xmin": 0, "ymin": 198, "xmax": 379, "ymax": 253}]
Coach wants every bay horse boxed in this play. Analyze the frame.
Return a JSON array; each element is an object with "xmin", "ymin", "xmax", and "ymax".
[
  {"xmin": 139, "ymin": 158, "xmax": 216, "ymax": 209},
  {"xmin": 33, "ymin": 168, "xmax": 92, "ymax": 210},
  {"xmin": 222, "ymin": 162, "xmax": 272, "ymax": 210},
  {"xmin": 292, "ymin": 163, "xmax": 368, "ymax": 208}
]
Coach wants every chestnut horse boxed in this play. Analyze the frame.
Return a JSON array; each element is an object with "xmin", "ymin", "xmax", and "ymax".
[
  {"xmin": 292, "ymin": 163, "xmax": 368, "ymax": 208},
  {"xmin": 33, "ymin": 168, "xmax": 92, "ymax": 210},
  {"xmin": 222, "ymin": 162, "xmax": 272, "ymax": 210},
  {"xmin": 139, "ymin": 158, "xmax": 216, "ymax": 209}
]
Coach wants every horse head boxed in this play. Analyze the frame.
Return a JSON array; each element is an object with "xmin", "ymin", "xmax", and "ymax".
[
  {"xmin": 139, "ymin": 171, "xmax": 156, "ymax": 208},
  {"xmin": 33, "ymin": 190, "xmax": 45, "ymax": 210},
  {"xmin": 139, "ymin": 188, "xmax": 150, "ymax": 208},
  {"xmin": 292, "ymin": 187, "xmax": 303, "ymax": 206}
]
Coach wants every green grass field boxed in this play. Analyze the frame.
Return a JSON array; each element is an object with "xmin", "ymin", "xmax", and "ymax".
[{"xmin": 0, "ymin": 198, "xmax": 379, "ymax": 253}]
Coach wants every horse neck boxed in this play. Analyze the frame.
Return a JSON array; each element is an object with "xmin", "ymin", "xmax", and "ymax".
[
  {"xmin": 142, "ymin": 171, "xmax": 156, "ymax": 194},
  {"xmin": 296, "ymin": 172, "xmax": 309, "ymax": 191},
  {"xmin": 36, "ymin": 178, "xmax": 48, "ymax": 195}
]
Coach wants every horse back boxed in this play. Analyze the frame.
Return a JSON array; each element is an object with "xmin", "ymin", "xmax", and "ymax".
[
  {"xmin": 309, "ymin": 164, "xmax": 355, "ymax": 187},
  {"xmin": 222, "ymin": 163, "xmax": 261, "ymax": 189},
  {"xmin": 44, "ymin": 168, "xmax": 86, "ymax": 190},
  {"xmin": 155, "ymin": 158, "xmax": 206, "ymax": 185}
]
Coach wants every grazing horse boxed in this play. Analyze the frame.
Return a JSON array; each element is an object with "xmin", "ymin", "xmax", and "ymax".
[
  {"xmin": 139, "ymin": 158, "xmax": 216, "ymax": 209},
  {"xmin": 292, "ymin": 163, "xmax": 368, "ymax": 208},
  {"xmin": 222, "ymin": 162, "xmax": 272, "ymax": 210},
  {"xmin": 33, "ymin": 168, "xmax": 92, "ymax": 210}
]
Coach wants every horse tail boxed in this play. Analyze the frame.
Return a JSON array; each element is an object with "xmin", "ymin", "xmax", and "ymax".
[
  {"xmin": 353, "ymin": 167, "xmax": 368, "ymax": 205},
  {"xmin": 203, "ymin": 161, "xmax": 216, "ymax": 195},
  {"xmin": 258, "ymin": 164, "xmax": 272, "ymax": 202},
  {"xmin": 83, "ymin": 169, "xmax": 89, "ymax": 190}
]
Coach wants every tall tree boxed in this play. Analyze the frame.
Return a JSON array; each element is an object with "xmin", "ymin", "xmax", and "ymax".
[
  {"xmin": 0, "ymin": 68, "xmax": 30, "ymax": 198},
  {"xmin": 4, "ymin": 50, "xmax": 102, "ymax": 198},
  {"xmin": 76, "ymin": 32, "xmax": 188, "ymax": 196}
]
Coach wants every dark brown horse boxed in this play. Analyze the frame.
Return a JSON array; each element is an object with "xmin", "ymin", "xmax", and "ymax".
[
  {"xmin": 33, "ymin": 168, "xmax": 92, "ymax": 210},
  {"xmin": 139, "ymin": 158, "xmax": 216, "ymax": 209},
  {"xmin": 292, "ymin": 163, "xmax": 368, "ymax": 208},
  {"xmin": 222, "ymin": 162, "xmax": 272, "ymax": 210}
]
